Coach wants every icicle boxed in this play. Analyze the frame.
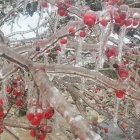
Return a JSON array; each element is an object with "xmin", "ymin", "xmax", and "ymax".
[
  {"xmin": 81, "ymin": 77, "xmax": 85, "ymax": 93},
  {"xmin": 24, "ymin": 71, "xmax": 29, "ymax": 90},
  {"xmin": 39, "ymin": 0, "xmax": 44, "ymax": 19},
  {"xmin": 44, "ymin": 53, "xmax": 49, "ymax": 65},
  {"xmin": 114, "ymin": 98, "xmax": 120, "ymax": 127},
  {"xmin": 135, "ymin": 67, "xmax": 139, "ymax": 82},
  {"xmin": 54, "ymin": 112, "xmax": 62, "ymax": 139},
  {"xmin": 10, "ymin": 22, "xmax": 14, "ymax": 33},
  {"xmin": 98, "ymin": 26, "xmax": 106, "ymax": 69},
  {"xmin": 117, "ymin": 5, "xmax": 130, "ymax": 64},
  {"xmin": 117, "ymin": 27, "xmax": 127, "ymax": 64},
  {"xmin": 48, "ymin": 74, "xmax": 54, "ymax": 81},
  {"xmin": 97, "ymin": 9, "xmax": 112, "ymax": 70},
  {"xmin": 135, "ymin": 101, "xmax": 140, "ymax": 115},
  {"xmin": 59, "ymin": 44, "xmax": 67, "ymax": 64},
  {"xmin": 57, "ymin": 51, "xmax": 61, "ymax": 64},
  {"xmin": 23, "ymin": 0, "xmax": 28, "ymax": 12},
  {"xmin": 125, "ymin": 98, "xmax": 129, "ymax": 116},
  {"xmin": 1, "ymin": 80, "xmax": 9, "ymax": 111},
  {"xmin": 16, "ymin": 0, "xmax": 20, "ymax": 8},
  {"xmin": 16, "ymin": 13, "xmax": 22, "ymax": 29},
  {"xmin": 24, "ymin": 71, "xmax": 34, "ymax": 107},
  {"xmin": 76, "ymin": 37, "xmax": 84, "ymax": 66}
]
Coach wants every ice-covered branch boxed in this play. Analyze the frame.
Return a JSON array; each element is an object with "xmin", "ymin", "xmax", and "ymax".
[{"xmin": 30, "ymin": 64, "xmax": 102, "ymax": 140}]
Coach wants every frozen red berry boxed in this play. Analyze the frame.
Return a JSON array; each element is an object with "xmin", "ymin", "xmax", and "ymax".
[
  {"xmin": 100, "ymin": 19, "xmax": 108, "ymax": 26},
  {"xmin": 60, "ymin": 38, "xmax": 67, "ymax": 44},
  {"xmin": 79, "ymin": 30, "xmax": 86, "ymax": 37}
]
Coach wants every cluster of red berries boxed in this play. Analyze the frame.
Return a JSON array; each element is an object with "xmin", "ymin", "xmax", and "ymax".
[
  {"xmin": 0, "ymin": 98, "xmax": 4, "ymax": 134},
  {"xmin": 60, "ymin": 29, "xmax": 87, "ymax": 44},
  {"xmin": 82, "ymin": 4, "xmax": 139, "ymax": 29},
  {"xmin": 6, "ymin": 75, "xmax": 25, "ymax": 107},
  {"xmin": 30, "ymin": 124, "xmax": 52, "ymax": 140},
  {"xmin": 114, "ymin": 12, "xmax": 139, "ymax": 28},
  {"xmin": 57, "ymin": 1, "xmax": 71, "ymax": 16},
  {"xmin": 27, "ymin": 103, "xmax": 54, "ymax": 140}
]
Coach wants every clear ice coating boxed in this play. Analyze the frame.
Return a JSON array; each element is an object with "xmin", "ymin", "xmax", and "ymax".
[
  {"xmin": 117, "ymin": 27, "xmax": 127, "ymax": 64},
  {"xmin": 97, "ymin": 8, "xmax": 112, "ymax": 69},
  {"xmin": 135, "ymin": 102, "xmax": 140, "ymax": 115},
  {"xmin": 76, "ymin": 37, "xmax": 84, "ymax": 66},
  {"xmin": 114, "ymin": 98, "xmax": 120, "ymax": 127}
]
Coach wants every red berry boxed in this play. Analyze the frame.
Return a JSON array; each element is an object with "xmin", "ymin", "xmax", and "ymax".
[
  {"xmin": 113, "ymin": 64, "xmax": 119, "ymax": 69},
  {"xmin": 0, "ymin": 110, "xmax": 4, "ymax": 117},
  {"xmin": 0, "ymin": 128, "xmax": 3, "ymax": 134},
  {"xmin": 114, "ymin": 15, "xmax": 122, "ymax": 24},
  {"xmin": 17, "ymin": 91, "xmax": 23, "ymax": 96},
  {"xmin": 103, "ymin": 127, "xmax": 108, "ymax": 133},
  {"xmin": 15, "ymin": 98, "xmax": 23, "ymax": 106},
  {"xmin": 60, "ymin": 38, "xmax": 67, "ymax": 44},
  {"xmin": 124, "ymin": 19, "xmax": 132, "ymax": 26},
  {"xmin": 118, "ymin": 69, "xmax": 129, "ymax": 80},
  {"xmin": 43, "ymin": 107, "xmax": 54, "ymax": 119},
  {"xmin": 115, "ymin": 89, "xmax": 125, "ymax": 99},
  {"xmin": 30, "ymin": 128, "xmax": 36, "ymax": 137},
  {"xmin": 79, "ymin": 31, "xmax": 86, "ymax": 37},
  {"xmin": 118, "ymin": 13, "xmax": 126, "ymax": 20},
  {"xmin": 36, "ymin": 112, "xmax": 43, "ymax": 120},
  {"xmin": 0, "ymin": 99, "xmax": 3, "ymax": 106},
  {"xmin": 38, "ymin": 132, "xmax": 46, "ymax": 140},
  {"xmin": 69, "ymin": 27, "xmax": 75, "ymax": 33},
  {"xmin": 57, "ymin": 8, "xmax": 67, "ymax": 16},
  {"xmin": 12, "ymin": 90, "xmax": 18, "ymax": 96},
  {"xmin": 136, "ymin": 64, "xmax": 140, "ymax": 68},
  {"xmin": 54, "ymin": 46, "xmax": 61, "ymax": 51},
  {"xmin": 27, "ymin": 113, "xmax": 34, "ymax": 121},
  {"xmin": 31, "ymin": 116, "xmax": 41, "ymax": 125},
  {"xmin": 83, "ymin": 12, "xmax": 96, "ymax": 27},
  {"xmin": 105, "ymin": 47, "xmax": 116, "ymax": 58},
  {"xmin": 41, "ymin": 2, "xmax": 48, "ymax": 8},
  {"xmin": 130, "ymin": 76, "xmax": 135, "ymax": 82},
  {"xmin": 6, "ymin": 86, "xmax": 12, "ymax": 92},
  {"xmin": 36, "ymin": 46, "xmax": 40, "ymax": 51},
  {"xmin": 68, "ymin": 27, "xmax": 75, "ymax": 36},
  {"xmin": 83, "ymin": 17, "xmax": 95, "ymax": 27},
  {"xmin": 12, "ymin": 80, "xmax": 17, "ymax": 88},
  {"xmin": 100, "ymin": 19, "xmax": 108, "ymax": 26},
  {"xmin": 133, "ymin": 20, "xmax": 139, "ymax": 26}
]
